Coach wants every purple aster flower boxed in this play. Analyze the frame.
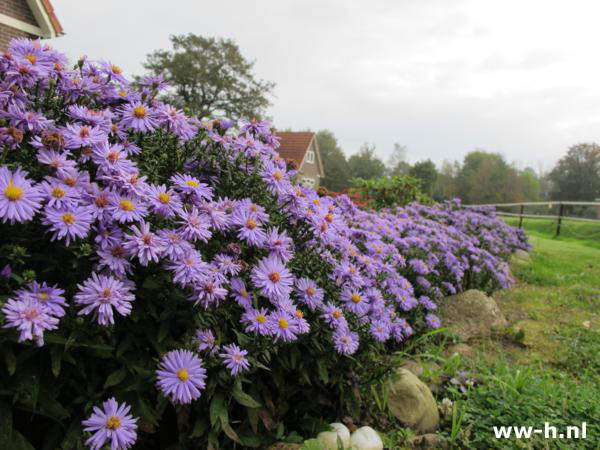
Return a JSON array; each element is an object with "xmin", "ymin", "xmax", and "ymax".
[
  {"xmin": 156, "ymin": 349, "xmax": 207, "ymax": 404},
  {"xmin": 251, "ymin": 256, "xmax": 293, "ymax": 303},
  {"xmin": 147, "ymin": 184, "xmax": 182, "ymax": 217},
  {"xmin": 92, "ymin": 141, "xmax": 136, "ymax": 174},
  {"xmin": 167, "ymin": 250, "xmax": 208, "ymax": 286},
  {"xmin": 123, "ymin": 221, "xmax": 166, "ymax": 266},
  {"xmin": 110, "ymin": 194, "xmax": 148, "ymax": 223},
  {"xmin": 1, "ymin": 298, "xmax": 59, "ymax": 346},
  {"xmin": 191, "ymin": 276, "xmax": 228, "ymax": 308},
  {"xmin": 264, "ymin": 227, "xmax": 294, "ymax": 262},
  {"xmin": 158, "ymin": 230, "xmax": 193, "ymax": 261},
  {"xmin": 370, "ymin": 320, "xmax": 391, "ymax": 342},
  {"xmin": 236, "ymin": 210, "xmax": 267, "ymax": 247},
  {"xmin": 333, "ymin": 329, "xmax": 359, "ymax": 355},
  {"xmin": 219, "ymin": 344, "xmax": 251, "ymax": 376},
  {"xmin": 16, "ymin": 280, "xmax": 67, "ymax": 318},
  {"xmin": 75, "ymin": 273, "xmax": 135, "ymax": 325},
  {"xmin": 425, "ymin": 313, "xmax": 441, "ymax": 329},
  {"xmin": 36, "ymin": 149, "xmax": 76, "ymax": 175},
  {"xmin": 241, "ymin": 307, "xmax": 271, "ymax": 335},
  {"xmin": 268, "ymin": 309, "xmax": 297, "ymax": 342},
  {"xmin": 119, "ymin": 101, "xmax": 157, "ymax": 132},
  {"xmin": 321, "ymin": 302, "xmax": 348, "ymax": 330},
  {"xmin": 62, "ymin": 123, "xmax": 106, "ymax": 149},
  {"xmin": 43, "ymin": 205, "xmax": 93, "ymax": 245},
  {"xmin": 155, "ymin": 104, "xmax": 195, "ymax": 140},
  {"xmin": 170, "ymin": 173, "xmax": 213, "ymax": 201},
  {"xmin": 0, "ymin": 166, "xmax": 42, "ymax": 224},
  {"xmin": 96, "ymin": 244, "xmax": 132, "ymax": 277},
  {"xmin": 177, "ymin": 207, "xmax": 212, "ymax": 242},
  {"xmin": 193, "ymin": 329, "xmax": 218, "ymax": 354},
  {"xmin": 294, "ymin": 278, "xmax": 324, "ymax": 311},
  {"xmin": 340, "ymin": 285, "xmax": 370, "ymax": 316},
  {"xmin": 293, "ymin": 309, "xmax": 310, "ymax": 334},
  {"xmin": 39, "ymin": 177, "xmax": 80, "ymax": 209},
  {"xmin": 0, "ymin": 264, "xmax": 11, "ymax": 279},
  {"xmin": 230, "ymin": 278, "xmax": 253, "ymax": 308},
  {"xmin": 82, "ymin": 397, "xmax": 138, "ymax": 450},
  {"xmin": 213, "ymin": 253, "xmax": 241, "ymax": 276}
]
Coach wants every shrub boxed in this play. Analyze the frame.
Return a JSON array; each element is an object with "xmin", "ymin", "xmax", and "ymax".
[{"xmin": 0, "ymin": 38, "xmax": 528, "ymax": 449}]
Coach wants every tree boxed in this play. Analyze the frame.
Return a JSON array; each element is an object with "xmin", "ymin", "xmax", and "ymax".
[
  {"xmin": 457, "ymin": 151, "xmax": 520, "ymax": 204},
  {"xmin": 316, "ymin": 130, "xmax": 350, "ymax": 192},
  {"xmin": 434, "ymin": 159, "xmax": 460, "ymax": 201},
  {"xmin": 141, "ymin": 34, "xmax": 275, "ymax": 120},
  {"xmin": 549, "ymin": 143, "xmax": 600, "ymax": 201},
  {"xmin": 518, "ymin": 167, "xmax": 541, "ymax": 201},
  {"xmin": 348, "ymin": 143, "xmax": 386, "ymax": 180},
  {"xmin": 387, "ymin": 143, "xmax": 410, "ymax": 176},
  {"xmin": 409, "ymin": 160, "xmax": 438, "ymax": 196}
]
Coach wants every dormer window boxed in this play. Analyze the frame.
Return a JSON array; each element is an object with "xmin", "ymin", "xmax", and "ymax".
[{"xmin": 306, "ymin": 150, "xmax": 315, "ymax": 164}]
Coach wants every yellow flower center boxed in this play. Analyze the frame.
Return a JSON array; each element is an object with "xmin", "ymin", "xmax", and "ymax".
[
  {"xmin": 177, "ymin": 368, "xmax": 189, "ymax": 382},
  {"xmin": 25, "ymin": 53, "xmax": 36, "ymax": 64},
  {"xmin": 313, "ymin": 199, "xmax": 320, "ymax": 206},
  {"xmin": 306, "ymin": 287, "xmax": 315, "ymax": 296},
  {"xmin": 295, "ymin": 310, "xmax": 304, "ymax": 319},
  {"xmin": 351, "ymin": 294, "xmax": 361, "ymax": 304},
  {"xmin": 65, "ymin": 177, "xmax": 76, "ymax": 187},
  {"xmin": 96, "ymin": 195, "xmax": 108, "ymax": 208},
  {"xmin": 111, "ymin": 65, "xmax": 122, "ymax": 74},
  {"xmin": 107, "ymin": 151, "xmax": 120, "ymax": 163},
  {"xmin": 325, "ymin": 213, "xmax": 333, "ymax": 223},
  {"xmin": 278, "ymin": 319, "xmax": 289, "ymax": 329},
  {"xmin": 4, "ymin": 184, "xmax": 23, "ymax": 201},
  {"xmin": 118, "ymin": 90, "xmax": 127, "ymax": 97},
  {"xmin": 333, "ymin": 310, "xmax": 342, "ymax": 319},
  {"xmin": 62, "ymin": 213, "xmax": 75, "ymax": 225},
  {"xmin": 52, "ymin": 187, "xmax": 65, "ymax": 198},
  {"xmin": 186, "ymin": 180, "xmax": 199, "ymax": 188},
  {"xmin": 133, "ymin": 106, "xmax": 146, "ymax": 119},
  {"xmin": 273, "ymin": 170, "xmax": 283, "ymax": 181},
  {"xmin": 158, "ymin": 193, "xmax": 170, "ymax": 204},
  {"xmin": 245, "ymin": 218, "xmax": 257, "ymax": 230},
  {"xmin": 38, "ymin": 292, "xmax": 48, "ymax": 301},
  {"xmin": 256, "ymin": 315, "xmax": 266, "ymax": 324},
  {"xmin": 241, "ymin": 289, "xmax": 248, "ymax": 297},
  {"xmin": 120, "ymin": 200, "xmax": 135, "ymax": 211},
  {"xmin": 106, "ymin": 416, "xmax": 121, "ymax": 430}
]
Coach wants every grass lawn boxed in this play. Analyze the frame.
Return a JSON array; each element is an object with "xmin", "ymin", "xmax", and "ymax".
[{"xmin": 382, "ymin": 234, "xmax": 600, "ymax": 449}]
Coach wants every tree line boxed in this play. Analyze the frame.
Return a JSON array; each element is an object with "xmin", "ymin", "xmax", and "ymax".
[{"xmin": 138, "ymin": 33, "xmax": 600, "ymax": 205}]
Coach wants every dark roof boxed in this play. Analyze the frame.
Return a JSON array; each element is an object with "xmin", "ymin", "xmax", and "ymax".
[{"xmin": 274, "ymin": 132, "xmax": 315, "ymax": 167}]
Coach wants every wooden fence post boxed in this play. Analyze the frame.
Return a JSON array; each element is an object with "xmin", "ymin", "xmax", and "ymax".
[
  {"xmin": 518, "ymin": 204, "xmax": 524, "ymax": 228},
  {"xmin": 556, "ymin": 203, "xmax": 564, "ymax": 237}
]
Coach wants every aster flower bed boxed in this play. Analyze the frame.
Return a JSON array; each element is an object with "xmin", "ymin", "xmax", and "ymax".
[{"xmin": 0, "ymin": 38, "xmax": 528, "ymax": 449}]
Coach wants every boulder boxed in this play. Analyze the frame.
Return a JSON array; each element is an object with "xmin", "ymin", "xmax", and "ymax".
[
  {"xmin": 438, "ymin": 289, "xmax": 507, "ymax": 341},
  {"xmin": 400, "ymin": 360, "xmax": 424, "ymax": 377},
  {"xmin": 387, "ymin": 368, "xmax": 439, "ymax": 433},
  {"xmin": 510, "ymin": 249, "xmax": 532, "ymax": 266},
  {"xmin": 407, "ymin": 433, "xmax": 448, "ymax": 449}
]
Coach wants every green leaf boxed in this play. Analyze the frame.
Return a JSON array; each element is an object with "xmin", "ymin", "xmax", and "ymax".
[
  {"xmin": 104, "ymin": 368, "xmax": 127, "ymax": 388},
  {"xmin": 316, "ymin": 359, "xmax": 329, "ymax": 384},
  {"xmin": 10, "ymin": 430, "xmax": 35, "ymax": 450},
  {"xmin": 209, "ymin": 393, "xmax": 226, "ymax": 428},
  {"xmin": 4, "ymin": 346, "xmax": 16, "ymax": 376},
  {"xmin": 233, "ymin": 379, "xmax": 261, "ymax": 408},
  {"xmin": 0, "ymin": 402, "xmax": 12, "ymax": 448},
  {"xmin": 50, "ymin": 346, "xmax": 61, "ymax": 377}
]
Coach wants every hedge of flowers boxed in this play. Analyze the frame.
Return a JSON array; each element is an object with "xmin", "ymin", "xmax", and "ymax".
[{"xmin": 0, "ymin": 38, "xmax": 529, "ymax": 449}]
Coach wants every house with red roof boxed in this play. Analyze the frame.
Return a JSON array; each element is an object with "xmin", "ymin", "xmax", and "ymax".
[
  {"xmin": 275, "ymin": 131, "xmax": 325, "ymax": 189},
  {"xmin": 0, "ymin": 0, "xmax": 63, "ymax": 50}
]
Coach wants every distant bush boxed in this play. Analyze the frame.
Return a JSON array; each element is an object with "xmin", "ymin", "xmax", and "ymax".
[{"xmin": 351, "ymin": 175, "xmax": 433, "ymax": 210}]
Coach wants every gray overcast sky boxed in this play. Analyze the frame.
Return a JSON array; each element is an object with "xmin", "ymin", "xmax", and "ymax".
[{"xmin": 50, "ymin": 0, "xmax": 600, "ymax": 170}]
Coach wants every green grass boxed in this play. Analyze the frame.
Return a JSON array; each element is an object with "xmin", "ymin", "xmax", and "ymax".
[
  {"xmin": 504, "ymin": 217, "xmax": 600, "ymax": 250},
  {"xmin": 382, "ymin": 234, "xmax": 600, "ymax": 449}
]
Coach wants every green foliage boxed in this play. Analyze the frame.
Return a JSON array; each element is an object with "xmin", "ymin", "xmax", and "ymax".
[
  {"xmin": 316, "ymin": 130, "xmax": 351, "ymax": 192},
  {"xmin": 141, "ymin": 34, "xmax": 275, "ymax": 120},
  {"xmin": 409, "ymin": 159, "xmax": 438, "ymax": 197},
  {"xmin": 351, "ymin": 175, "xmax": 432, "ymax": 210},
  {"xmin": 347, "ymin": 143, "xmax": 386, "ymax": 181},
  {"xmin": 549, "ymin": 142, "xmax": 600, "ymax": 201}
]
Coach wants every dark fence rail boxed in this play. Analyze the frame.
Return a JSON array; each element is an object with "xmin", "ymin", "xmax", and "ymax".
[{"xmin": 464, "ymin": 201, "xmax": 600, "ymax": 236}]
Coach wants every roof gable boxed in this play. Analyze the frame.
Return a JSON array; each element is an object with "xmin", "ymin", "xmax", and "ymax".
[{"xmin": 274, "ymin": 132, "xmax": 315, "ymax": 167}]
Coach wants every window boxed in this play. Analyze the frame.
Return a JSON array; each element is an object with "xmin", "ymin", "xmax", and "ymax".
[
  {"xmin": 301, "ymin": 177, "xmax": 315, "ymax": 188},
  {"xmin": 306, "ymin": 150, "xmax": 315, "ymax": 164}
]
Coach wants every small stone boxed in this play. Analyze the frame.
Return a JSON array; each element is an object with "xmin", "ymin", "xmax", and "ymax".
[
  {"xmin": 401, "ymin": 360, "xmax": 424, "ymax": 377},
  {"xmin": 582, "ymin": 320, "xmax": 591, "ymax": 329},
  {"xmin": 445, "ymin": 343, "xmax": 474, "ymax": 358}
]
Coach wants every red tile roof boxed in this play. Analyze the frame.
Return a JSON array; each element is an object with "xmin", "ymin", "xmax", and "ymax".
[{"xmin": 274, "ymin": 132, "xmax": 315, "ymax": 167}]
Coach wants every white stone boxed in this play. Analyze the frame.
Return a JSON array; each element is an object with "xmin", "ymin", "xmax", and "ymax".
[
  {"xmin": 316, "ymin": 423, "xmax": 351, "ymax": 449},
  {"xmin": 349, "ymin": 426, "xmax": 383, "ymax": 450}
]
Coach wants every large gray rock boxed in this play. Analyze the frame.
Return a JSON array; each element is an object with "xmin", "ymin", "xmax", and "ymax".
[
  {"xmin": 439, "ymin": 289, "xmax": 507, "ymax": 341},
  {"xmin": 387, "ymin": 368, "xmax": 439, "ymax": 433}
]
